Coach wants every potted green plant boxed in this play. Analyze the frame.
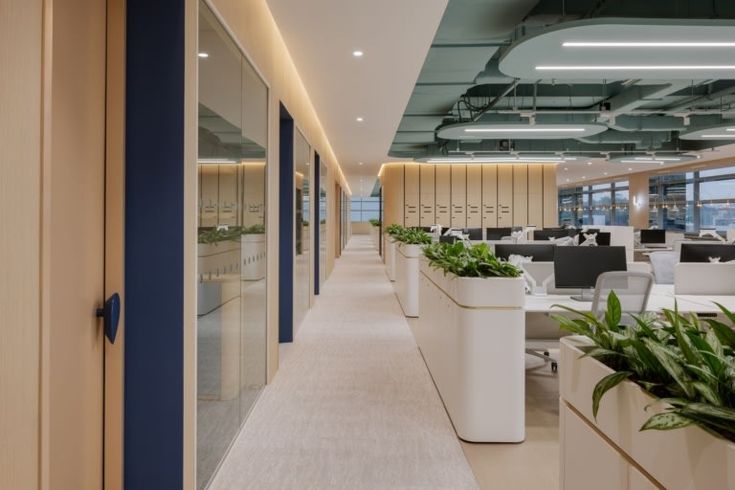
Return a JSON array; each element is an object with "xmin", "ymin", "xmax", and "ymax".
[
  {"xmin": 417, "ymin": 241, "xmax": 526, "ymax": 443},
  {"xmin": 555, "ymin": 294, "xmax": 735, "ymax": 489}
]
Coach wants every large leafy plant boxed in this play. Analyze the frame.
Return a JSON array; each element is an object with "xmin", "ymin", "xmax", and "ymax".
[
  {"xmin": 368, "ymin": 218, "xmax": 381, "ymax": 227},
  {"xmin": 392, "ymin": 227, "xmax": 432, "ymax": 245},
  {"xmin": 423, "ymin": 242, "xmax": 522, "ymax": 278},
  {"xmin": 385, "ymin": 223, "xmax": 404, "ymax": 237},
  {"xmin": 553, "ymin": 294, "xmax": 735, "ymax": 442}
]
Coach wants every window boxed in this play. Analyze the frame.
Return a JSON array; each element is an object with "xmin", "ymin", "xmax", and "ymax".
[
  {"xmin": 558, "ymin": 180, "xmax": 629, "ymax": 226},
  {"xmin": 351, "ymin": 196, "xmax": 381, "ymax": 222}
]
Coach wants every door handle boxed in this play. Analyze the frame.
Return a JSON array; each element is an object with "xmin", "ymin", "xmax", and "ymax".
[{"xmin": 96, "ymin": 293, "xmax": 121, "ymax": 344}]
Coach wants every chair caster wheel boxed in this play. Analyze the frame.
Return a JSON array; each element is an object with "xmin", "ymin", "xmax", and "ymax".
[
  {"xmin": 551, "ymin": 362, "xmax": 558, "ymax": 373},
  {"xmin": 544, "ymin": 351, "xmax": 550, "ymax": 357}
]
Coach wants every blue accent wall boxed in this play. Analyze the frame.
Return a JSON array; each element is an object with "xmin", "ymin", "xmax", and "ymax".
[
  {"xmin": 314, "ymin": 152, "xmax": 320, "ymax": 295},
  {"xmin": 279, "ymin": 104, "xmax": 294, "ymax": 343},
  {"xmin": 125, "ymin": 1, "xmax": 185, "ymax": 487}
]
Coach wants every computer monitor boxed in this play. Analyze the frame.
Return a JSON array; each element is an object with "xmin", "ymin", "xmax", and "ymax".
[
  {"xmin": 439, "ymin": 235, "xmax": 458, "ymax": 244},
  {"xmin": 680, "ymin": 243, "xmax": 735, "ymax": 263},
  {"xmin": 462, "ymin": 228, "xmax": 483, "ymax": 240},
  {"xmin": 578, "ymin": 230, "xmax": 611, "ymax": 246},
  {"xmin": 554, "ymin": 246, "xmax": 627, "ymax": 300},
  {"xmin": 494, "ymin": 244, "xmax": 556, "ymax": 262},
  {"xmin": 533, "ymin": 228, "xmax": 575, "ymax": 241},
  {"xmin": 486, "ymin": 227, "xmax": 513, "ymax": 240},
  {"xmin": 640, "ymin": 229, "xmax": 666, "ymax": 245}
]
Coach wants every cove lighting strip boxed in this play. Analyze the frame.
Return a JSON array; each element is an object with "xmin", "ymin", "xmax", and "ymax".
[
  {"xmin": 563, "ymin": 42, "xmax": 735, "ymax": 47},
  {"xmin": 464, "ymin": 127, "xmax": 586, "ymax": 133},
  {"xmin": 536, "ymin": 65, "xmax": 735, "ymax": 71}
]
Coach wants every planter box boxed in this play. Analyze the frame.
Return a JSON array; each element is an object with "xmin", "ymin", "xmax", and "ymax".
[
  {"xmin": 395, "ymin": 243, "xmax": 422, "ymax": 317},
  {"xmin": 384, "ymin": 234, "xmax": 397, "ymax": 282},
  {"xmin": 197, "ymin": 240, "xmax": 241, "ymax": 315},
  {"xmin": 370, "ymin": 225, "xmax": 380, "ymax": 249},
  {"xmin": 560, "ymin": 336, "xmax": 735, "ymax": 490},
  {"xmin": 417, "ymin": 258, "xmax": 526, "ymax": 442},
  {"xmin": 241, "ymin": 233, "xmax": 266, "ymax": 281}
]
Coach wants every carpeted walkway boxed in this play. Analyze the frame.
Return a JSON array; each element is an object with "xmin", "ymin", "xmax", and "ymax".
[{"xmin": 209, "ymin": 235, "xmax": 478, "ymax": 489}]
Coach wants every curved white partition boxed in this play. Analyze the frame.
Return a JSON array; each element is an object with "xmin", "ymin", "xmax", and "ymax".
[
  {"xmin": 395, "ymin": 243, "xmax": 421, "ymax": 317},
  {"xmin": 417, "ymin": 258, "xmax": 526, "ymax": 442}
]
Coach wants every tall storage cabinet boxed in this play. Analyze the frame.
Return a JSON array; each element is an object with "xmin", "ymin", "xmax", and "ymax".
[
  {"xmin": 379, "ymin": 162, "xmax": 558, "ymax": 231},
  {"xmin": 404, "ymin": 163, "xmax": 420, "ymax": 227},
  {"xmin": 435, "ymin": 165, "xmax": 451, "ymax": 227},
  {"xmin": 451, "ymin": 165, "xmax": 467, "ymax": 228},
  {"xmin": 419, "ymin": 165, "xmax": 435, "ymax": 227},
  {"xmin": 466, "ymin": 165, "xmax": 482, "ymax": 228}
]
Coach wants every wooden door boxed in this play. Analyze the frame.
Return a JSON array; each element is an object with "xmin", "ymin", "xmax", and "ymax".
[{"xmin": 44, "ymin": 0, "xmax": 107, "ymax": 487}]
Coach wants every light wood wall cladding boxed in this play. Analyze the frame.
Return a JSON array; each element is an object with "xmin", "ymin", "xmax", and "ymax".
[
  {"xmin": 218, "ymin": 165, "xmax": 238, "ymax": 226},
  {"xmin": 435, "ymin": 165, "xmax": 451, "ymax": 226},
  {"xmin": 451, "ymin": 165, "xmax": 467, "ymax": 228},
  {"xmin": 198, "ymin": 162, "xmax": 266, "ymax": 228},
  {"xmin": 419, "ymin": 165, "xmax": 435, "ymax": 226},
  {"xmin": 466, "ymin": 165, "xmax": 482, "ymax": 228},
  {"xmin": 404, "ymin": 163, "xmax": 420, "ymax": 227},
  {"xmin": 482, "ymin": 165, "xmax": 498, "ymax": 227},
  {"xmin": 497, "ymin": 165, "xmax": 514, "ymax": 226},
  {"xmin": 380, "ymin": 163, "xmax": 559, "ymax": 230}
]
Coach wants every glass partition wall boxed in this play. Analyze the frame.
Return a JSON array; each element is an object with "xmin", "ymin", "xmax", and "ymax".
[
  {"xmin": 294, "ymin": 130, "xmax": 311, "ymax": 331},
  {"xmin": 197, "ymin": 4, "xmax": 268, "ymax": 488}
]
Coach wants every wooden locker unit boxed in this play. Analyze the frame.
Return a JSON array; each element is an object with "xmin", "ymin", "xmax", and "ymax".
[
  {"xmin": 218, "ymin": 164, "xmax": 238, "ymax": 226},
  {"xmin": 466, "ymin": 165, "xmax": 482, "ymax": 228},
  {"xmin": 497, "ymin": 165, "xmax": 513, "ymax": 226},
  {"xmin": 381, "ymin": 163, "xmax": 404, "ymax": 227},
  {"xmin": 527, "ymin": 165, "xmax": 544, "ymax": 228},
  {"xmin": 482, "ymin": 164, "xmax": 498, "ymax": 228},
  {"xmin": 199, "ymin": 165, "xmax": 219, "ymax": 227},
  {"xmin": 513, "ymin": 164, "xmax": 528, "ymax": 226},
  {"xmin": 434, "ymin": 164, "xmax": 451, "ymax": 228},
  {"xmin": 543, "ymin": 164, "xmax": 559, "ymax": 227},
  {"xmin": 450, "ymin": 164, "xmax": 467, "ymax": 228},
  {"xmin": 404, "ymin": 163, "xmax": 420, "ymax": 227},
  {"xmin": 419, "ymin": 164, "xmax": 435, "ymax": 226}
]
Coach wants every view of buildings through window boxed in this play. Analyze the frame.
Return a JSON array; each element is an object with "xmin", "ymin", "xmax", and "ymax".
[
  {"xmin": 559, "ymin": 165, "xmax": 735, "ymax": 233},
  {"xmin": 350, "ymin": 196, "xmax": 380, "ymax": 222}
]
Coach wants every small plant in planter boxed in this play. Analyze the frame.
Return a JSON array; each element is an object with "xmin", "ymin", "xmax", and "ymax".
[
  {"xmin": 392, "ymin": 227, "xmax": 432, "ymax": 246},
  {"xmin": 241, "ymin": 223, "xmax": 265, "ymax": 234},
  {"xmin": 385, "ymin": 223, "xmax": 404, "ymax": 237},
  {"xmin": 198, "ymin": 226, "xmax": 243, "ymax": 244},
  {"xmin": 553, "ymin": 293, "xmax": 735, "ymax": 442},
  {"xmin": 368, "ymin": 218, "xmax": 381, "ymax": 227},
  {"xmin": 423, "ymin": 242, "xmax": 522, "ymax": 278}
]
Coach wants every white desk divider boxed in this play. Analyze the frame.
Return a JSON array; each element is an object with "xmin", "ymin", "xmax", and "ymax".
[
  {"xmin": 674, "ymin": 262, "xmax": 735, "ymax": 295},
  {"xmin": 521, "ymin": 261, "xmax": 554, "ymax": 296},
  {"xmin": 417, "ymin": 258, "xmax": 526, "ymax": 442},
  {"xmin": 384, "ymin": 234, "xmax": 396, "ymax": 282},
  {"xmin": 394, "ymin": 243, "xmax": 421, "ymax": 317}
]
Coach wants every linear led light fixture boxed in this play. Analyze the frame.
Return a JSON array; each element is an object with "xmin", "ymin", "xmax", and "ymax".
[
  {"xmin": 701, "ymin": 134, "xmax": 735, "ymax": 138},
  {"xmin": 536, "ymin": 65, "xmax": 735, "ymax": 71},
  {"xmin": 563, "ymin": 42, "xmax": 735, "ymax": 47},
  {"xmin": 464, "ymin": 127, "xmax": 586, "ymax": 133},
  {"xmin": 198, "ymin": 158, "xmax": 238, "ymax": 164},
  {"xmin": 426, "ymin": 157, "xmax": 570, "ymax": 164},
  {"xmin": 632, "ymin": 157, "xmax": 682, "ymax": 161},
  {"xmin": 620, "ymin": 160, "xmax": 669, "ymax": 164}
]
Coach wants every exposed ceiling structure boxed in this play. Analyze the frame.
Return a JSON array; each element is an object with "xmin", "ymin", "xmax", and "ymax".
[
  {"xmin": 391, "ymin": 0, "xmax": 735, "ymax": 185},
  {"xmin": 266, "ymin": 0, "xmax": 449, "ymax": 196}
]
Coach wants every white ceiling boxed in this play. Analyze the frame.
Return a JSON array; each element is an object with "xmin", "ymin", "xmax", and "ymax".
[{"xmin": 266, "ymin": 0, "xmax": 449, "ymax": 196}]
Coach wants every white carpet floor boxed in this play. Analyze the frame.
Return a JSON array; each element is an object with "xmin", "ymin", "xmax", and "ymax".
[{"xmin": 209, "ymin": 235, "xmax": 479, "ymax": 489}]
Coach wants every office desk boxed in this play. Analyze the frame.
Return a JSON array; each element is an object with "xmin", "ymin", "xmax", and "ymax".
[{"xmin": 523, "ymin": 284, "xmax": 727, "ymax": 316}]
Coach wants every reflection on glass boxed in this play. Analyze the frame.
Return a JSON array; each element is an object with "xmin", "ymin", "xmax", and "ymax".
[
  {"xmin": 294, "ymin": 130, "xmax": 310, "ymax": 330},
  {"xmin": 197, "ymin": 3, "xmax": 268, "ymax": 488},
  {"xmin": 319, "ymin": 159, "xmax": 327, "ymax": 286}
]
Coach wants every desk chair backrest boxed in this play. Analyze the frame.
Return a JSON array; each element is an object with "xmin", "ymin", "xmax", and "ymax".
[{"xmin": 591, "ymin": 271, "xmax": 655, "ymax": 322}]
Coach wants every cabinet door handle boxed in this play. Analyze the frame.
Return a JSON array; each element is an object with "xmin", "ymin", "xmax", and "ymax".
[{"xmin": 96, "ymin": 293, "xmax": 121, "ymax": 344}]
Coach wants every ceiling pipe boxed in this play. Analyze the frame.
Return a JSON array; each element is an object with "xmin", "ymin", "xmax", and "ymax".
[{"xmin": 471, "ymin": 78, "xmax": 521, "ymax": 122}]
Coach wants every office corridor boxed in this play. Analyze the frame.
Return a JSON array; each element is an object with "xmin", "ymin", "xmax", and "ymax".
[{"xmin": 210, "ymin": 235, "xmax": 478, "ymax": 489}]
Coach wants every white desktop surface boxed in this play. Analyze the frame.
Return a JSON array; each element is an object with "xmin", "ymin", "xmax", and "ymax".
[{"xmin": 523, "ymin": 284, "xmax": 727, "ymax": 314}]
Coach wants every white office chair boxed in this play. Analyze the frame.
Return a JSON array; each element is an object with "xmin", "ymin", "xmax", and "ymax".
[{"xmin": 591, "ymin": 271, "xmax": 655, "ymax": 324}]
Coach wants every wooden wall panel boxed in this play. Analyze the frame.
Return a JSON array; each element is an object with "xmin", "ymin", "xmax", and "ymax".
[
  {"xmin": 497, "ymin": 165, "xmax": 513, "ymax": 226},
  {"xmin": 435, "ymin": 165, "xmax": 451, "ymax": 227},
  {"xmin": 381, "ymin": 163, "xmax": 404, "ymax": 227},
  {"xmin": 513, "ymin": 164, "xmax": 528, "ymax": 226},
  {"xmin": 528, "ymin": 165, "xmax": 544, "ymax": 228},
  {"xmin": 451, "ymin": 164, "xmax": 467, "ymax": 228},
  {"xmin": 466, "ymin": 165, "xmax": 482, "ymax": 228},
  {"xmin": 419, "ymin": 164, "xmax": 435, "ymax": 226},
  {"xmin": 404, "ymin": 163, "xmax": 420, "ymax": 227},
  {"xmin": 482, "ymin": 164, "xmax": 498, "ymax": 228},
  {"xmin": 543, "ymin": 164, "xmax": 559, "ymax": 227}
]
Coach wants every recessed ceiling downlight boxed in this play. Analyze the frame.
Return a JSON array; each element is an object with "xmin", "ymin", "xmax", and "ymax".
[
  {"xmin": 438, "ymin": 122, "xmax": 607, "ymax": 140},
  {"xmin": 198, "ymin": 52, "xmax": 209, "ymax": 58}
]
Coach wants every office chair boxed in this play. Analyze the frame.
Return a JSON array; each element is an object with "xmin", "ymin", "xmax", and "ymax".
[{"xmin": 591, "ymin": 271, "xmax": 655, "ymax": 325}]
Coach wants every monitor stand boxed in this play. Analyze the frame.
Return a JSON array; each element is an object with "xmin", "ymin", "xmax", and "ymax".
[{"xmin": 570, "ymin": 289, "xmax": 594, "ymax": 302}]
